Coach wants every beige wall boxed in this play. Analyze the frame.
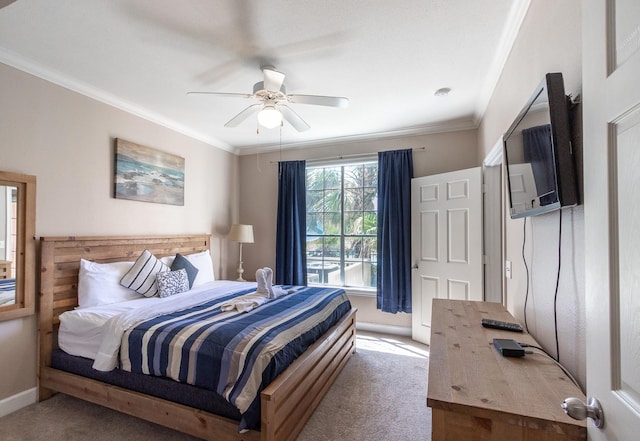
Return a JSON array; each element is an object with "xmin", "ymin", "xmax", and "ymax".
[
  {"xmin": 478, "ymin": 0, "xmax": 585, "ymax": 387},
  {"xmin": 238, "ymin": 130, "xmax": 479, "ymax": 330},
  {"xmin": 0, "ymin": 62, "xmax": 238, "ymax": 401}
]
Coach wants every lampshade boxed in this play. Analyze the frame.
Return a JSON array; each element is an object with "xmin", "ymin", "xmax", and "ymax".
[
  {"xmin": 257, "ymin": 104, "xmax": 282, "ymax": 129},
  {"xmin": 228, "ymin": 224, "xmax": 254, "ymax": 244}
]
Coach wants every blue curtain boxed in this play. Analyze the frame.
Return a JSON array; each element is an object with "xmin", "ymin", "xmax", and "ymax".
[
  {"xmin": 376, "ymin": 149, "xmax": 414, "ymax": 313},
  {"xmin": 276, "ymin": 160, "xmax": 307, "ymax": 285}
]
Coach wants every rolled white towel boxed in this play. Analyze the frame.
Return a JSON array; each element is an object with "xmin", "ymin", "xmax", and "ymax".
[
  {"xmin": 262, "ymin": 267, "xmax": 275, "ymax": 299},
  {"xmin": 270, "ymin": 285, "xmax": 289, "ymax": 299},
  {"xmin": 234, "ymin": 297, "xmax": 268, "ymax": 313},
  {"xmin": 220, "ymin": 292, "xmax": 269, "ymax": 313},
  {"xmin": 262, "ymin": 267, "xmax": 294, "ymax": 299},
  {"xmin": 264, "ymin": 267, "xmax": 272, "ymax": 288},
  {"xmin": 256, "ymin": 268, "xmax": 270, "ymax": 295}
]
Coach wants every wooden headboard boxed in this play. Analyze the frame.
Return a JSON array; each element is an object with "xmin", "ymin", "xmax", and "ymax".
[{"xmin": 38, "ymin": 234, "xmax": 211, "ymax": 372}]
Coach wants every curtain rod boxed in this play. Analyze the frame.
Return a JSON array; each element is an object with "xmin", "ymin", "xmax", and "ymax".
[{"xmin": 269, "ymin": 146, "xmax": 426, "ymax": 164}]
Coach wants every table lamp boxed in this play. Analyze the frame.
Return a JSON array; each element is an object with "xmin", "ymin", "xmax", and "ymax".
[{"xmin": 228, "ymin": 224, "xmax": 254, "ymax": 281}]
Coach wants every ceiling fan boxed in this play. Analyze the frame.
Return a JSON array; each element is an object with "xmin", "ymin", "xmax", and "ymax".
[{"xmin": 188, "ymin": 66, "xmax": 349, "ymax": 132}]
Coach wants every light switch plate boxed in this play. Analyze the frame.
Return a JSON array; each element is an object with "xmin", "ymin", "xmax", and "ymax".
[{"xmin": 505, "ymin": 260, "xmax": 512, "ymax": 279}]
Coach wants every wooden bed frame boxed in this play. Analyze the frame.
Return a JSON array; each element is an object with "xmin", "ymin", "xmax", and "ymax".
[{"xmin": 38, "ymin": 234, "xmax": 357, "ymax": 441}]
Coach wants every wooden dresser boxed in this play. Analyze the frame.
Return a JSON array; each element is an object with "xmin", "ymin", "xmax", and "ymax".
[{"xmin": 427, "ymin": 299, "xmax": 586, "ymax": 440}]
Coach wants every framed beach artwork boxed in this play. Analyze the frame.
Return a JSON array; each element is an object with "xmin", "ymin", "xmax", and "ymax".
[{"xmin": 114, "ymin": 139, "xmax": 185, "ymax": 206}]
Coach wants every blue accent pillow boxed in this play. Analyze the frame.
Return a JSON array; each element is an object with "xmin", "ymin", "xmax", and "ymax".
[{"xmin": 170, "ymin": 253, "xmax": 199, "ymax": 288}]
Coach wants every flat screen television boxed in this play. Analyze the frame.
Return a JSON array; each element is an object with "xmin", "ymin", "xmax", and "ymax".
[{"xmin": 503, "ymin": 72, "xmax": 578, "ymax": 219}]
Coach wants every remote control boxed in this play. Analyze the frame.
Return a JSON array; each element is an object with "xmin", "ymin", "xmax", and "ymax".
[{"xmin": 481, "ymin": 318, "xmax": 523, "ymax": 332}]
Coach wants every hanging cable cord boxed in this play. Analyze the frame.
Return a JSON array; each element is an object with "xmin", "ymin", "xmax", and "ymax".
[
  {"xmin": 518, "ymin": 342, "xmax": 582, "ymax": 391},
  {"xmin": 553, "ymin": 209, "xmax": 563, "ymax": 362},
  {"xmin": 522, "ymin": 217, "xmax": 530, "ymax": 332}
]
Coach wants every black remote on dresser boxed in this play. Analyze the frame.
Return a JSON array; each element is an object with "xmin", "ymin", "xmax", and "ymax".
[{"xmin": 481, "ymin": 318, "xmax": 524, "ymax": 332}]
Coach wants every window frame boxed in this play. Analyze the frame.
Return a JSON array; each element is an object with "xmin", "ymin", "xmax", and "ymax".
[{"xmin": 305, "ymin": 159, "xmax": 378, "ymax": 290}]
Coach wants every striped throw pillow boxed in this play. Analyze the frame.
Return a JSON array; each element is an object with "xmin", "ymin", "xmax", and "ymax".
[{"xmin": 120, "ymin": 249, "xmax": 169, "ymax": 297}]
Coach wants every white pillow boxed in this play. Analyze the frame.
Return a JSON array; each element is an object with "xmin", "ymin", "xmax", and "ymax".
[
  {"xmin": 185, "ymin": 250, "xmax": 215, "ymax": 286},
  {"xmin": 78, "ymin": 259, "xmax": 141, "ymax": 308},
  {"xmin": 120, "ymin": 249, "xmax": 169, "ymax": 297},
  {"xmin": 160, "ymin": 255, "xmax": 175, "ymax": 266}
]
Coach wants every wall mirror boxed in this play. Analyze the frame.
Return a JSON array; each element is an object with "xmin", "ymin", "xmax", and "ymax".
[{"xmin": 0, "ymin": 171, "xmax": 36, "ymax": 321}]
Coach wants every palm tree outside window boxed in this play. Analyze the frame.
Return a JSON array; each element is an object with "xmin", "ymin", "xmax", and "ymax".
[{"xmin": 305, "ymin": 162, "xmax": 378, "ymax": 288}]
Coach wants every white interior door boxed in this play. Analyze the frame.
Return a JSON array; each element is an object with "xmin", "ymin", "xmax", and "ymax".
[
  {"xmin": 411, "ymin": 167, "xmax": 483, "ymax": 344},
  {"xmin": 482, "ymin": 164, "xmax": 503, "ymax": 303},
  {"xmin": 583, "ymin": 0, "xmax": 640, "ymax": 438}
]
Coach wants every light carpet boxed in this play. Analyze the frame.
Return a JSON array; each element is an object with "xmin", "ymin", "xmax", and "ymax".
[{"xmin": 0, "ymin": 332, "xmax": 431, "ymax": 441}]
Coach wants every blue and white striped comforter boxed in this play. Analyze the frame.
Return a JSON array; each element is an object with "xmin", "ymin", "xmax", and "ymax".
[
  {"xmin": 92, "ymin": 281, "xmax": 351, "ymax": 430},
  {"xmin": 0, "ymin": 278, "xmax": 15, "ymax": 306}
]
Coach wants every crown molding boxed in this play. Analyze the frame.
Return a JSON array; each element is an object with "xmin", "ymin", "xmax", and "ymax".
[
  {"xmin": 1, "ymin": 48, "xmax": 486, "ymax": 157},
  {"xmin": 236, "ymin": 118, "xmax": 478, "ymax": 156},
  {"xmin": 0, "ymin": 49, "xmax": 236, "ymax": 153},
  {"xmin": 472, "ymin": 0, "xmax": 531, "ymax": 125}
]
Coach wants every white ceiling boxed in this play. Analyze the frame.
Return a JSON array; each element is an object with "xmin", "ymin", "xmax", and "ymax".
[{"xmin": 0, "ymin": 0, "xmax": 529, "ymax": 154}]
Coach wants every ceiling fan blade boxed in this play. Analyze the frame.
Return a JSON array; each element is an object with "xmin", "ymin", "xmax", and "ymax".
[
  {"xmin": 279, "ymin": 104, "xmax": 311, "ymax": 132},
  {"xmin": 187, "ymin": 91, "xmax": 253, "ymax": 98},
  {"xmin": 287, "ymin": 94, "xmax": 349, "ymax": 108},
  {"xmin": 262, "ymin": 66, "xmax": 286, "ymax": 91},
  {"xmin": 224, "ymin": 103, "xmax": 262, "ymax": 127}
]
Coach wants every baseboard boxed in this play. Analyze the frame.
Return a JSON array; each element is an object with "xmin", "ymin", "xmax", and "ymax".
[
  {"xmin": 356, "ymin": 322, "xmax": 412, "ymax": 337},
  {"xmin": 0, "ymin": 387, "xmax": 37, "ymax": 418}
]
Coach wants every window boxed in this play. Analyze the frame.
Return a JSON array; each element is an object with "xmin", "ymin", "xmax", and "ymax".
[{"xmin": 306, "ymin": 162, "xmax": 378, "ymax": 288}]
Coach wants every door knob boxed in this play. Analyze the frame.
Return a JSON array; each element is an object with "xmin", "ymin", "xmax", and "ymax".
[
  {"xmin": 561, "ymin": 396, "xmax": 604, "ymax": 428},
  {"xmin": 411, "ymin": 264, "xmax": 419, "ymax": 270}
]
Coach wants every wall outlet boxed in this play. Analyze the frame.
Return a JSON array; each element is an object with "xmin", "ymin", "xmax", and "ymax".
[{"xmin": 505, "ymin": 260, "xmax": 512, "ymax": 279}]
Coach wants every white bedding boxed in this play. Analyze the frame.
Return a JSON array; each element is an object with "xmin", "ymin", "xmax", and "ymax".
[
  {"xmin": 0, "ymin": 290, "xmax": 15, "ymax": 306},
  {"xmin": 0, "ymin": 278, "xmax": 15, "ymax": 306},
  {"xmin": 58, "ymin": 280, "xmax": 255, "ymax": 362}
]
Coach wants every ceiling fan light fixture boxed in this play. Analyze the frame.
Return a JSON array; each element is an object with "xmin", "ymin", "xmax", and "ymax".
[
  {"xmin": 189, "ymin": 66, "xmax": 346, "ymax": 131},
  {"xmin": 257, "ymin": 104, "xmax": 283, "ymax": 128}
]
